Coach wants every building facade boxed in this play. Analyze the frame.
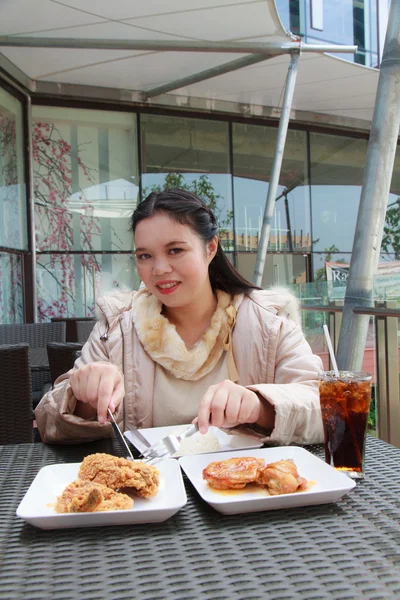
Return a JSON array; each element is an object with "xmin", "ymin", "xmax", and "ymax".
[
  {"xmin": 276, "ymin": 0, "xmax": 391, "ymax": 67},
  {"xmin": 0, "ymin": 0, "xmax": 399, "ymax": 323}
]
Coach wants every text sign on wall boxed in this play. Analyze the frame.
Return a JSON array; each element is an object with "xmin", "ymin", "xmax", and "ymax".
[{"xmin": 326, "ymin": 262, "xmax": 349, "ymax": 284}]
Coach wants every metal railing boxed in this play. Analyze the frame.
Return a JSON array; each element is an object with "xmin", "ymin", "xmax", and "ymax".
[{"xmin": 300, "ymin": 302, "xmax": 400, "ymax": 447}]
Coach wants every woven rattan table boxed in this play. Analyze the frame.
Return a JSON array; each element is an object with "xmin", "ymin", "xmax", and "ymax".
[{"xmin": 1, "ymin": 436, "xmax": 400, "ymax": 600}]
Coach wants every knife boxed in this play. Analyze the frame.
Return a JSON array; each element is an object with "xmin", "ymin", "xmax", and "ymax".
[
  {"xmin": 124, "ymin": 428, "xmax": 152, "ymax": 455},
  {"xmin": 107, "ymin": 408, "xmax": 135, "ymax": 461}
]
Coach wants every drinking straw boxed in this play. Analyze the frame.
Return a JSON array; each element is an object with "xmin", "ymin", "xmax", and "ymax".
[{"xmin": 323, "ymin": 324, "xmax": 340, "ymax": 377}]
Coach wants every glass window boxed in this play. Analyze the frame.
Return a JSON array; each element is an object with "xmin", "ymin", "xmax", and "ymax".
[
  {"xmin": 313, "ymin": 251, "xmax": 351, "ymax": 281},
  {"xmin": 36, "ymin": 253, "xmax": 139, "ymax": 321},
  {"xmin": 32, "ymin": 106, "xmax": 139, "ymax": 254},
  {"xmin": 0, "ymin": 87, "xmax": 27, "ymax": 250},
  {"xmin": 0, "ymin": 252, "xmax": 24, "ymax": 323},
  {"xmin": 361, "ymin": 0, "xmax": 379, "ymax": 67},
  {"xmin": 381, "ymin": 148, "xmax": 400, "ymax": 260},
  {"xmin": 310, "ymin": 132, "xmax": 367, "ymax": 252},
  {"xmin": 375, "ymin": 254, "xmax": 400, "ymax": 302},
  {"xmin": 140, "ymin": 114, "xmax": 233, "ymax": 251},
  {"xmin": 274, "ymin": 0, "xmax": 291, "ymax": 31},
  {"xmin": 32, "ymin": 106, "xmax": 139, "ymax": 320},
  {"xmin": 232, "ymin": 123, "xmax": 311, "ymax": 254},
  {"xmin": 312, "ymin": 251, "xmax": 351, "ymax": 301},
  {"xmin": 277, "ymin": 0, "xmax": 379, "ymax": 68},
  {"xmin": 236, "ymin": 252, "xmax": 309, "ymax": 288},
  {"xmin": 275, "ymin": 0, "xmax": 304, "ymax": 35},
  {"xmin": 306, "ymin": 0, "xmax": 355, "ymax": 45}
]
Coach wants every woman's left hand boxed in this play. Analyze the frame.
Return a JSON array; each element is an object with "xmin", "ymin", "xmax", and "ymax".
[{"xmin": 197, "ymin": 380, "xmax": 261, "ymax": 434}]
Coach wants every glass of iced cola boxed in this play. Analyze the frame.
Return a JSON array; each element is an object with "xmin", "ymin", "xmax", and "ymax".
[{"xmin": 318, "ymin": 371, "xmax": 372, "ymax": 479}]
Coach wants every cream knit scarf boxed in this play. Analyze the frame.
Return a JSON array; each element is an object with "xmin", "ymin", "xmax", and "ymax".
[{"xmin": 131, "ymin": 287, "xmax": 240, "ymax": 382}]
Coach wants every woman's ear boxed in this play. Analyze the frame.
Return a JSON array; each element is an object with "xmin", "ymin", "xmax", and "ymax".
[{"xmin": 207, "ymin": 236, "xmax": 218, "ymax": 262}]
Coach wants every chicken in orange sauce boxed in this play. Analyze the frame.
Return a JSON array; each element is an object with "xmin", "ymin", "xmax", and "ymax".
[
  {"xmin": 257, "ymin": 459, "xmax": 308, "ymax": 495},
  {"xmin": 202, "ymin": 457, "xmax": 265, "ymax": 490},
  {"xmin": 203, "ymin": 456, "xmax": 308, "ymax": 495}
]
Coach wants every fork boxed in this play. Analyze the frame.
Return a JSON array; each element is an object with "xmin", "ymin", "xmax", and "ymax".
[
  {"xmin": 107, "ymin": 408, "xmax": 162, "ymax": 465},
  {"xmin": 140, "ymin": 423, "xmax": 199, "ymax": 461}
]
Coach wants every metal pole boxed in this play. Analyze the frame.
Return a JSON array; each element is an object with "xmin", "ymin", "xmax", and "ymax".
[
  {"xmin": 253, "ymin": 51, "xmax": 300, "ymax": 286},
  {"xmin": 144, "ymin": 53, "xmax": 273, "ymax": 99},
  {"xmin": 26, "ymin": 95, "xmax": 37, "ymax": 322},
  {"xmin": 284, "ymin": 194, "xmax": 294, "ymax": 252},
  {"xmin": 0, "ymin": 36, "xmax": 357, "ymax": 54},
  {"xmin": 336, "ymin": 0, "xmax": 400, "ymax": 371}
]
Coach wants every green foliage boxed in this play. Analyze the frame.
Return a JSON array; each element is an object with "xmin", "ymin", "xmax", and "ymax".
[
  {"xmin": 381, "ymin": 198, "xmax": 400, "ymax": 260},
  {"xmin": 314, "ymin": 245, "xmax": 340, "ymax": 281},
  {"xmin": 142, "ymin": 173, "xmax": 233, "ymax": 230},
  {"xmin": 367, "ymin": 390, "xmax": 377, "ymax": 433}
]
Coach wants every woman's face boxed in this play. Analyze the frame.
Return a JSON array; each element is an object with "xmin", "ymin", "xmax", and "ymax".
[{"xmin": 134, "ymin": 212, "xmax": 217, "ymax": 309}]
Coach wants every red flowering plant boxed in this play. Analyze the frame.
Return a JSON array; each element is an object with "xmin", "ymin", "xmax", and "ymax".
[
  {"xmin": 0, "ymin": 115, "xmax": 24, "ymax": 322},
  {"xmin": 33, "ymin": 122, "xmax": 102, "ymax": 321}
]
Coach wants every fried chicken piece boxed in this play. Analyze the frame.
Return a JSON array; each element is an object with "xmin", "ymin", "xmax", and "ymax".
[
  {"xmin": 203, "ymin": 456, "xmax": 265, "ymax": 490},
  {"xmin": 257, "ymin": 459, "xmax": 308, "ymax": 495},
  {"xmin": 94, "ymin": 485, "xmax": 133, "ymax": 512},
  {"xmin": 55, "ymin": 479, "xmax": 134, "ymax": 513},
  {"xmin": 78, "ymin": 453, "xmax": 160, "ymax": 498},
  {"xmin": 55, "ymin": 479, "xmax": 104, "ymax": 513}
]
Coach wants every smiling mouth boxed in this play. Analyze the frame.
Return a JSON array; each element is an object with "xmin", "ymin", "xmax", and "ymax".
[
  {"xmin": 157, "ymin": 282, "xmax": 179, "ymax": 289},
  {"xmin": 156, "ymin": 281, "xmax": 181, "ymax": 294}
]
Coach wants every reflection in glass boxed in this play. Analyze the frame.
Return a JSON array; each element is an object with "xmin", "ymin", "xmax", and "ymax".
[
  {"xmin": 140, "ymin": 114, "xmax": 233, "ymax": 251},
  {"xmin": 36, "ymin": 253, "xmax": 139, "ymax": 321},
  {"xmin": 0, "ymin": 252, "xmax": 24, "ymax": 323},
  {"xmin": 276, "ymin": 0, "xmax": 379, "ymax": 67},
  {"xmin": 310, "ymin": 133, "xmax": 367, "ymax": 252},
  {"xmin": 312, "ymin": 251, "xmax": 351, "ymax": 281},
  {"xmin": 382, "ymin": 151, "xmax": 400, "ymax": 260},
  {"xmin": 375, "ymin": 255, "xmax": 400, "ymax": 302},
  {"xmin": 32, "ymin": 106, "xmax": 138, "ymax": 254},
  {"xmin": 0, "ymin": 87, "xmax": 27, "ymax": 250},
  {"xmin": 312, "ymin": 251, "xmax": 351, "ymax": 301},
  {"xmin": 32, "ymin": 107, "xmax": 139, "ymax": 320},
  {"xmin": 236, "ymin": 252, "xmax": 308, "ymax": 288},
  {"xmin": 232, "ymin": 123, "xmax": 311, "ymax": 254}
]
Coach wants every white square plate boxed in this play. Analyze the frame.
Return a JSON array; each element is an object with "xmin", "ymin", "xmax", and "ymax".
[
  {"xmin": 124, "ymin": 424, "xmax": 264, "ymax": 457},
  {"xmin": 179, "ymin": 447, "xmax": 356, "ymax": 515},
  {"xmin": 16, "ymin": 458, "xmax": 187, "ymax": 530}
]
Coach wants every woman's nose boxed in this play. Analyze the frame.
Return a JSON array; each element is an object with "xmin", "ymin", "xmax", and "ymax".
[{"xmin": 152, "ymin": 258, "xmax": 172, "ymax": 276}]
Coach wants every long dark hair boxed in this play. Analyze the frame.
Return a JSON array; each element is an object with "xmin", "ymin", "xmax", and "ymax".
[{"xmin": 131, "ymin": 189, "xmax": 261, "ymax": 295}]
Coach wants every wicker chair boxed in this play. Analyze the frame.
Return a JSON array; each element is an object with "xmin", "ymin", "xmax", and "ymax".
[
  {"xmin": 47, "ymin": 342, "xmax": 83, "ymax": 386},
  {"xmin": 0, "ymin": 344, "xmax": 33, "ymax": 444},
  {"xmin": 0, "ymin": 322, "xmax": 66, "ymax": 405},
  {"xmin": 0, "ymin": 322, "xmax": 66, "ymax": 346},
  {"xmin": 76, "ymin": 320, "xmax": 95, "ymax": 343}
]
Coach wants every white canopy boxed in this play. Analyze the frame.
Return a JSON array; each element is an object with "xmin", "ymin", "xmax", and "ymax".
[{"xmin": 0, "ymin": 0, "xmax": 379, "ymax": 126}]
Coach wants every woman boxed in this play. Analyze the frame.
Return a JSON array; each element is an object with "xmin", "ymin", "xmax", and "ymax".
[{"xmin": 35, "ymin": 189, "xmax": 324, "ymax": 445}]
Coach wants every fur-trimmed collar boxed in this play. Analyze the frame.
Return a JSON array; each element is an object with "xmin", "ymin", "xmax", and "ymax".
[
  {"xmin": 130, "ymin": 287, "xmax": 240, "ymax": 381},
  {"xmin": 95, "ymin": 286, "xmax": 301, "ymax": 327}
]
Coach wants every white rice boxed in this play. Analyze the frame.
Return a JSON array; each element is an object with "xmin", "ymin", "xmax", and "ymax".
[{"xmin": 178, "ymin": 430, "xmax": 221, "ymax": 455}]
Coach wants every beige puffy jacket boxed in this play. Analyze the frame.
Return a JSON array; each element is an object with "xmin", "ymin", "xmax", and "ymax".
[{"xmin": 35, "ymin": 288, "xmax": 324, "ymax": 445}]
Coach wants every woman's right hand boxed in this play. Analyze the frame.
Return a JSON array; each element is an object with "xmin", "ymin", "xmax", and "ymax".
[{"xmin": 70, "ymin": 362, "xmax": 125, "ymax": 424}]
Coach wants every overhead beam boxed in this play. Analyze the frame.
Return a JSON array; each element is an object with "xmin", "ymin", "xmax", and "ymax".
[
  {"xmin": 0, "ymin": 36, "xmax": 357, "ymax": 54},
  {"xmin": 144, "ymin": 53, "xmax": 274, "ymax": 100}
]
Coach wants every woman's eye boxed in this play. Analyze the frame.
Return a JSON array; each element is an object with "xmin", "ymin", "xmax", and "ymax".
[
  {"xmin": 137, "ymin": 253, "xmax": 151, "ymax": 260},
  {"xmin": 169, "ymin": 248, "xmax": 183, "ymax": 255}
]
